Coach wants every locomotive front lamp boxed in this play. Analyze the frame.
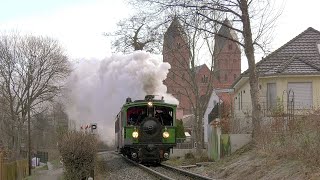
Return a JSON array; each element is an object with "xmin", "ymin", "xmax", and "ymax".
[
  {"xmin": 132, "ymin": 131, "xmax": 139, "ymax": 138},
  {"xmin": 148, "ymin": 101, "xmax": 153, "ymax": 106},
  {"xmin": 163, "ymin": 131, "xmax": 170, "ymax": 138}
]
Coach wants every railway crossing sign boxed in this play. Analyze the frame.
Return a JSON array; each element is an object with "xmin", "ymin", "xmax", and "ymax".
[{"xmin": 80, "ymin": 123, "xmax": 97, "ymax": 134}]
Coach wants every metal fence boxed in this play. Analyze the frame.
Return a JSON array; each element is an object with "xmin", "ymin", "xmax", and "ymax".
[
  {"xmin": 175, "ymin": 138, "xmax": 207, "ymax": 149},
  {"xmin": 175, "ymin": 138, "xmax": 194, "ymax": 149}
]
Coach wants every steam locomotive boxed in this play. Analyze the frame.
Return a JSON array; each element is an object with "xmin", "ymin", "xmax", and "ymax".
[{"xmin": 115, "ymin": 95, "xmax": 177, "ymax": 163}]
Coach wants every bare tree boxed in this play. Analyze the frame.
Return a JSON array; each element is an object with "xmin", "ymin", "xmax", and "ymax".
[
  {"xmin": 133, "ymin": 0, "xmax": 281, "ymax": 140},
  {"xmin": 0, "ymin": 33, "xmax": 70, "ymax": 174},
  {"xmin": 105, "ymin": 9, "xmax": 181, "ymax": 54}
]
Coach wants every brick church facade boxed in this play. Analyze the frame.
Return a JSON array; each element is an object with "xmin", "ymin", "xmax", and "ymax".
[{"xmin": 163, "ymin": 18, "xmax": 241, "ymax": 116}]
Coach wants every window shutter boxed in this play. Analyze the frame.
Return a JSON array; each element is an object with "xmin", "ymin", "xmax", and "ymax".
[{"xmin": 287, "ymin": 82, "xmax": 312, "ymax": 109}]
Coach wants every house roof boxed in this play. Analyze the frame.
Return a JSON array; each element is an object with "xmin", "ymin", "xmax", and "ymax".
[{"xmin": 242, "ymin": 27, "xmax": 320, "ymax": 77}]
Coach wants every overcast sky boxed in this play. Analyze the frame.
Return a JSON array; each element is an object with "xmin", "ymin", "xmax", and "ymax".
[{"xmin": 1, "ymin": 0, "xmax": 320, "ymax": 70}]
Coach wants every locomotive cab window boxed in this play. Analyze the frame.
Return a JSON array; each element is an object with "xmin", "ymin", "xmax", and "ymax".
[{"xmin": 127, "ymin": 105, "xmax": 173, "ymax": 126}]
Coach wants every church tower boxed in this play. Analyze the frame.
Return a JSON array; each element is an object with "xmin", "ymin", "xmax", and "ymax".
[
  {"xmin": 163, "ymin": 17, "xmax": 192, "ymax": 114},
  {"xmin": 214, "ymin": 19, "xmax": 241, "ymax": 88}
]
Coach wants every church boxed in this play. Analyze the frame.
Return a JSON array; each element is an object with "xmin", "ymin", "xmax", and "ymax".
[{"xmin": 162, "ymin": 17, "xmax": 241, "ymax": 119}]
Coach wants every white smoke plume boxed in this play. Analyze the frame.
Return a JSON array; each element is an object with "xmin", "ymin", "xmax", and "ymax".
[{"xmin": 64, "ymin": 51, "xmax": 178, "ymax": 144}]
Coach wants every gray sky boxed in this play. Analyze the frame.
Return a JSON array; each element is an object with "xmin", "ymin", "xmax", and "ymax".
[{"xmin": 0, "ymin": 0, "xmax": 319, "ymax": 71}]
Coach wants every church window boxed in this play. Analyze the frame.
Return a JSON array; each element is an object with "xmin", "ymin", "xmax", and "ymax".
[
  {"xmin": 228, "ymin": 44, "xmax": 232, "ymax": 50},
  {"xmin": 177, "ymin": 42, "xmax": 181, "ymax": 49},
  {"xmin": 224, "ymin": 74, "xmax": 228, "ymax": 81},
  {"xmin": 234, "ymin": 74, "xmax": 236, "ymax": 80},
  {"xmin": 201, "ymin": 75, "xmax": 208, "ymax": 83}
]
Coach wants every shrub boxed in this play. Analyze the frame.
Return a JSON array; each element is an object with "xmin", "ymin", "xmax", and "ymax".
[
  {"xmin": 58, "ymin": 131, "xmax": 97, "ymax": 180},
  {"xmin": 185, "ymin": 152, "xmax": 195, "ymax": 159},
  {"xmin": 258, "ymin": 109, "xmax": 320, "ymax": 167}
]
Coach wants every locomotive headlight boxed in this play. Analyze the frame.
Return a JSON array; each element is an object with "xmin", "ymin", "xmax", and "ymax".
[
  {"xmin": 163, "ymin": 131, "xmax": 170, "ymax": 138},
  {"xmin": 132, "ymin": 131, "xmax": 139, "ymax": 138},
  {"xmin": 147, "ymin": 101, "xmax": 153, "ymax": 106}
]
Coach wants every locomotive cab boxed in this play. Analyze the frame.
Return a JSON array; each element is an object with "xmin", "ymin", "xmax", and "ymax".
[{"xmin": 115, "ymin": 95, "xmax": 177, "ymax": 163}]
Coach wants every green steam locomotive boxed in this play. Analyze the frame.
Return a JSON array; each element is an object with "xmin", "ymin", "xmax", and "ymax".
[{"xmin": 115, "ymin": 95, "xmax": 177, "ymax": 163}]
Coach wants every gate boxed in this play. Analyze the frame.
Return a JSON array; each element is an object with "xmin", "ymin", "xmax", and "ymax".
[{"xmin": 282, "ymin": 89, "xmax": 295, "ymax": 130}]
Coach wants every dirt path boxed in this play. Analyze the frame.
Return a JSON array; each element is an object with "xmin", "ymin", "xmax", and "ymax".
[{"xmin": 32, "ymin": 162, "xmax": 63, "ymax": 180}]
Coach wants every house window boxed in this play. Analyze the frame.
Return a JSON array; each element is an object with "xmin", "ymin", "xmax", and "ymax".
[
  {"xmin": 288, "ymin": 82, "xmax": 312, "ymax": 109},
  {"xmin": 267, "ymin": 83, "xmax": 277, "ymax": 110},
  {"xmin": 241, "ymin": 91, "xmax": 243, "ymax": 110},
  {"xmin": 238, "ymin": 93, "xmax": 240, "ymax": 110}
]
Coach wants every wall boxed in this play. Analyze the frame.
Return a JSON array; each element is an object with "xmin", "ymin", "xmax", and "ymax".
[
  {"xmin": 233, "ymin": 78, "xmax": 252, "ymax": 132},
  {"xmin": 203, "ymin": 91, "xmax": 220, "ymax": 143},
  {"xmin": 233, "ymin": 75, "xmax": 320, "ymax": 131},
  {"xmin": 230, "ymin": 134, "xmax": 252, "ymax": 153},
  {"xmin": 170, "ymin": 148, "xmax": 207, "ymax": 158}
]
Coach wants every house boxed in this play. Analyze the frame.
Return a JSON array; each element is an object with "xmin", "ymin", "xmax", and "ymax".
[{"xmin": 232, "ymin": 27, "xmax": 320, "ymax": 132}]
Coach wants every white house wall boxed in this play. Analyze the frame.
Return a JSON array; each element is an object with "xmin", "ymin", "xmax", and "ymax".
[
  {"xmin": 204, "ymin": 91, "xmax": 220, "ymax": 143},
  {"xmin": 233, "ymin": 75, "xmax": 320, "ymax": 132},
  {"xmin": 233, "ymin": 81, "xmax": 252, "ymax": 132}
]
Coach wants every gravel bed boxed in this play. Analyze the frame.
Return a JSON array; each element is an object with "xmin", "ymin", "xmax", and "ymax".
[{"xmin": 98, "ymin": 152, "xmax": 158, "ymax": 180}]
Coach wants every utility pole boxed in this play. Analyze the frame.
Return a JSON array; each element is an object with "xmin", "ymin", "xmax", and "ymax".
[
  {"xmin": 27, "ymin": 90, "xmax": 31, "ymax": 175},
  {"xmin": 27, "ymin": 60, "xmax": 32, "ymax": 176}
]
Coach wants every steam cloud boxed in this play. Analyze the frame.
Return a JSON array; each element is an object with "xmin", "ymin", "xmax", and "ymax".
[{"xmin": 64, "ymin": 51, "xmax": 178, "ymax": 144}]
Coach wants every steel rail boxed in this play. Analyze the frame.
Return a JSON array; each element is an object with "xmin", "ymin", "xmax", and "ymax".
[
  {"xmin": 119, "ymin": 153, "xmax": 214, "ymax": 180},
  {"xmin": 160, "ymin": 163, "xmax": 214, "ymax": 180},
  {"xmin": 123, "ymin": 156, "xmax": 175, "ymax": 180}
]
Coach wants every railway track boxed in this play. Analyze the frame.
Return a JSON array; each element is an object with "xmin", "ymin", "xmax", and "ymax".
[{"xmin": 121, "ymin": 154, "xmax": 214, "ymax": 180}]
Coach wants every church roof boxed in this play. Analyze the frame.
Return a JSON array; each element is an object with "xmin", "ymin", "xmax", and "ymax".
[
  {"xmin": 164, "ymin": 17, "xmax": 188, "ymax": 42},
  {"xmin": 194, "ymin": 64, "xmax": 209, "ymax": 73},
  {"xmin": 214, "ymin": 19, "xmax": 239, "ymax": 54}
]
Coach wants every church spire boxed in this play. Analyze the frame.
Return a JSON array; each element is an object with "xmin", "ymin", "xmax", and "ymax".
[{"xmin": 214, "ymin": 18, "xmax": 239, "ymax": 55}]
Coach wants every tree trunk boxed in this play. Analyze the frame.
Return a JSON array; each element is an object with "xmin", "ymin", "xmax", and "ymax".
[{"xmin": 240, "ymin": 0, "xmax": 262, "ymax": 139}]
